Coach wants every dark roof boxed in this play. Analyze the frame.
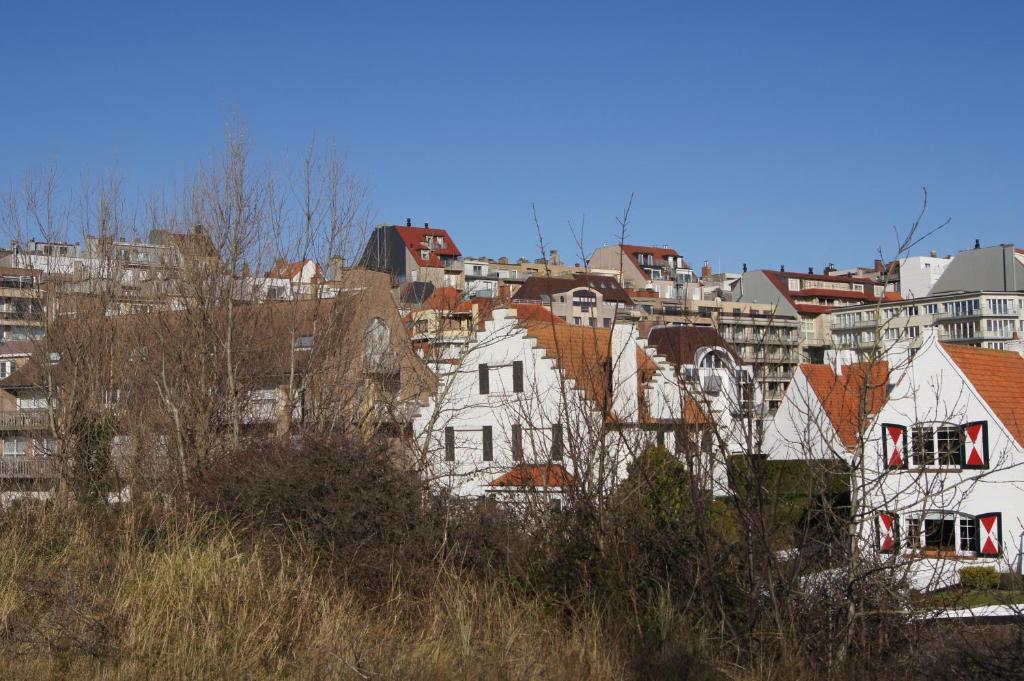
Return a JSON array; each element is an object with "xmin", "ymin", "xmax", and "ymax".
[
  {"xmin": 512, "ymin": 274, "xmax": 632, "ymax": 305},
  {"xmin": 398, "ymin": 281, "xmax": 435, "ymax": 305},
  {"xmin": 645, "ymin": 326, "xmax": 738, "ymax": 367}
]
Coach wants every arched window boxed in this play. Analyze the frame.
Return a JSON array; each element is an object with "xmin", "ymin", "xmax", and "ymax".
[
  {"xmin": 572, "ymin": 289, "xmax": 597, "ymax": 313},
  {"xmin": 699, "ymin": 350, "xmax": 728, "ymax": 369},
  {"xmin": 364, "ymin": 318, "xmax": 391, "ymax": 372}
]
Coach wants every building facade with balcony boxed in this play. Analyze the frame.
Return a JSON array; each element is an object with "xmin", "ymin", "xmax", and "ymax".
[
  {"xmin": 830, "ymin": 291, "xmax": 1024, "ymax": 355},
  {"xmin": 733, "ymin": 268, "xmax": 889, "ymax": 364},
  {"xmin": 588, "ymin": 244, "xmax": 696, "ymax": 299}
]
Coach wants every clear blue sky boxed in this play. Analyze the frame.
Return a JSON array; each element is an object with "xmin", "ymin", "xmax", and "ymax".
[{"xmin": 2, "ymin": 1, "xmax": 1022, "ymax": 272}]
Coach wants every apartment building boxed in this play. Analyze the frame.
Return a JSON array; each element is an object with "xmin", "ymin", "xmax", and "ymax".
[
  {"xmin": 588, "ymin": 243, "xmax": 696, "ymax": 299},
  {"xmin": 357, "ymin": 221, "xmax": 462, "ymax": 286},
  {"xmin": 733, "ymin": 268, "xmax": 889, "ymax": 363},
  {"xmin": 830, "ymin": 244, "xmax": 1024, "ymax": 356},
  {"xmin": 625, "ymin": 298, "xmax": 799, "ymax": 412},
  {"xmin": 0, "ymin": 268, "xmax": 44, "ymax": 342},
  {"xmin": 510, "ymin": 273, "xmax": 632, "ymax": 328}
]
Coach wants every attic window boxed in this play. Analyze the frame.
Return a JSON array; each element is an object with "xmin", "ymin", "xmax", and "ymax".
[{"xmin": 420, "ymin": 250, "xmax": 429, "ymax": 260}]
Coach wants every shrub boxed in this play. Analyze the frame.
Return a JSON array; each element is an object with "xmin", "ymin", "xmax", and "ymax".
[{"xmin": 960, "ymin": 566, "xmax": 1000, "ymax": 590}]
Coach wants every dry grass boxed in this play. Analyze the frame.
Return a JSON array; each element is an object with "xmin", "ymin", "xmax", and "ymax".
[{"xmin": 0, "ymin": 503, "xmax": 622, "ymax": 680}]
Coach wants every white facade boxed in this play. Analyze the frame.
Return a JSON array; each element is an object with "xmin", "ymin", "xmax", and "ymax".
[
  {"xmin": 413, "ymin": 309, "xmax": 759, "ymax": 499},
  {"xmin": 859, "ymin": 335, "xmax": 1022, "ymax": 588},
  {"xmin": 768, "ymin": 332, "xmax": 1024, "ymax": 589},
  {"xmin": 896, "ymin": 255, "xmax": 951, "ymax": 299}
]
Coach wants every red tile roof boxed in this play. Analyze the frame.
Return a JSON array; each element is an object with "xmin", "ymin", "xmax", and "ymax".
[
  {"xmin": 762, "ymin": 271, "xmax": 881, "ymax": 315},
  {"xmin": 524, "ymin": 324, "xmax": 614, "ymax": 408},
  {"xmin": 267, "ymin": 258, "xmax": 324, "ymax": 281},
  {"xmin": 801, "ymin": 361, "xmax": 890, "ymax": 447},
  {"xmin": 489, "ymin": 464, "xmax": 573, "ymax": 488},
  {"xmin": 394, "ymin": 226, "xmax": 461, "ymax": 268},
  {"xmin": 620, "ymin": 244, "xmax": 691, "ymax": 279},
  {"xmin": 942, "ymin": 344, "xmax": 1024, "ymax": 447}
]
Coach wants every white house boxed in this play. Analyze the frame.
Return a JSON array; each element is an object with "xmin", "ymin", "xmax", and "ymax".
[
  {"xmin": 412, "ymin": 310, "xmax": 756, "ymax": 502},
  {"xmin": 767, "ymin": 330, "xmax": 1024, "ymax": 589}
]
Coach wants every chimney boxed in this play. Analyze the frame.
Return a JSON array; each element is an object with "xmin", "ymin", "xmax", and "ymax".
[
  {"xmin": 424, "ymin": 222, "xmax": 429, "ymax": 228},
  {"xmin": 406, "ymin": 218, "xmax": 412, "ymax": 227},
  {"xmin": 930, "ymin": 249, "xmax": 937, "ymax": 257},
  {"xmin": 498, "ymin": 284, "xmax": 510, "ymax": 300},
  {"xmin": 780, "ymin": 265, "xmax": 785, "ymax": 272},
  {"xmin": 873, "ymin": 259, "xmax": 883, "ymax": 272},
  {"xmin": 701, "ymin": 260, "xmax": 712, "ymax": 279},
  {"xmin": 742, "ymin": 263, "xmax": 747, "ymax": 273},
  {"xmin": 808, "ymin": 267, "xmax": 814, "ymax": 275},
  {"xmin": 610, "ymin": 323, "xmax": 639, "ymax": 420},
  {"xmin": 550, "ymin": 249, "xmax": 562, "ymax": 266},
  {"xmin": 974, "ymin": 238, "xmax": 981, "ymax": 249}
]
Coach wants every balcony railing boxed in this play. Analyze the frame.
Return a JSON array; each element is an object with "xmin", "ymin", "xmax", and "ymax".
[
  {"xmin": 0, "ymin": 455, "xmax": 57, "ymax": 479},
  {"xmin": 0, "ymin": 411, "xmax": 49, "ymax": 430}
]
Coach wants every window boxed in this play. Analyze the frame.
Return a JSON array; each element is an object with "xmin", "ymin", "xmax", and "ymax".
[
  {"xmin": 550, "ymin": 423, "xmax": 563, "ymax": 460},
  {"xmin": 364, "ymin": 318, "xmax": 391, "ymax": 370},
  {"xmin": 959, "ymin": 517, "xmax": 977, "ymax": 552},
  {"xmin": 906, "ymin": 517, "xmax": 920, "ymax": 548},
  {"xmin": 444, "ymin": 427, "xmax": 455, "ymax": 461},
  {"xmin": 699, "ymin": 351, "xmax": 726, "ymax": 369},
  {"xmin": 420, "ymin": 250, "xmax": 429, "ymax": 260},
  {"xmin": 482, "ymin": 426, "xmax": 493, "ymax": 461},
  {"xmin": 573, "ymin": 317, "xmax": 581, "ymax": 325},
  {"xmin": 294, "ymin": 335, "xmax": 314, "ymax": 350},
  {"xmin": 602, "ymin": 318, "xmax": 611, "ymax": 328},
  {"xmin": 924, "ymin": 516, "xmax": 956, "ymax": 551},
  {"xmin": 511, "ymin": 424, "xmax": 523, "ymax": 461},
  {"xmin": 910, "ymin": 424, "xmax": 960, "ymax": 467},
  {"xmin": 478, "ymin": 364, "xmax": 489, "ymax": 394},
  {"xmin": 511, "ymin": 361, "xmax": 524, "ymax": 393}
]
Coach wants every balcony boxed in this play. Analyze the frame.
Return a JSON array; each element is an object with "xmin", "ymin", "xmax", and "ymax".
[
  {"xmin": 0, "ymin": 455, "xmax": 57, "ymax": 479},
  {"xmin": 0, "ymin": 411, "xmax": 49, "ymax": 430},
  {"xmin": 935, "ymin": 306, "xmax": 1016, "ymax": 322}
]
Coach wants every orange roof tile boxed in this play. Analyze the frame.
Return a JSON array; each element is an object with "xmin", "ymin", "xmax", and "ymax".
[
  {"xmin": 489, "ymin": 464, "xmax": 573, "ymax": 488},
  {"xmin": 524, "ymin": 324, "xmax": 614, "ymax": 409},
  {"xmin": 801, "ymin": 361, "xmax": 890, "ymax": 447},
  {"xmin": 942, "ymin": 344, "xmax": 1024, "ymax": 446},
  {"xmin": 267, "ymin": 258, "xmax": 324, "ymax": 281}
]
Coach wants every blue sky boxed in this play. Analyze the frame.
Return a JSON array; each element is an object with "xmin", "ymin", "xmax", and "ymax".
[{"xmin": 2, "ymin": 1, "xmax": 1022, "ymax": 271}]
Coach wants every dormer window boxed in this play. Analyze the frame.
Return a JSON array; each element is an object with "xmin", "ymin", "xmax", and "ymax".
[
  {"xmin": 420, "ymin": 250, "xmax": 429, "ymax": 260},
  {"xmin": 436, "ymin": 236, "xmax": 445, "ymax": 248}
]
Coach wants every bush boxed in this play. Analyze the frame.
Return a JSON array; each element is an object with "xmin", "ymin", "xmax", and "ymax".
[
  {"xmin": 192, "ymin": 433, "xmax": 440, "ymax": 590},
  {"xmin": 960, "ymin": 566, "xmax": 1000, "ymax": 590}
]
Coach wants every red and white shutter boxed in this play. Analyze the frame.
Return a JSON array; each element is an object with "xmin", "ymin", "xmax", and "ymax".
[
  {"xmin": 976, "ymin": 512, "xmax": 1001, "ymax": 557},
  {"xmin": 881, "ymin": 424, "xmax": 907, "ymax": 469},
  {"xmin": 961, "ymin": 421, "xmax": 989, "ymax": 469},
  {"xmin": 878, "ymin": 512, "xmax": 898, "ymax": 553}
]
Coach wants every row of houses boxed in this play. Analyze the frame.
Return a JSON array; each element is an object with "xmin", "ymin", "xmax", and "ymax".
[{"xmin": 0, "ymin": 219, "xmax": 1020, "ymax": 592}]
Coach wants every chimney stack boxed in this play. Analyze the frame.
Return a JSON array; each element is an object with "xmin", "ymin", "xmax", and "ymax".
[
  {"xmin": 406, "ymin": 218, "xmax": 412, "ymax": 227},
  {"xmin": 742, "ymin": 263, "xmax": 747, "ymax": 273},
  {"xmin": 974, "ymin": 238, "xmax": 981, "ymax": 249},
  {"xmin": 808, "ymin": 267, "xmax": 814, "ymax": 275},
  {"xmin": 701, "ymin": 260, "xmax": 712, "ymax": 279}
]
